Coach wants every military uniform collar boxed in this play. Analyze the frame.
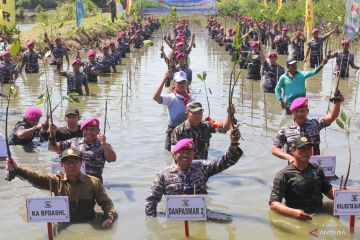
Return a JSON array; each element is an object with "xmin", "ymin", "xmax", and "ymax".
[
  {"xmin": 289, "ymin": 118, "xmax": 310, "ymax": 128},
  {"xmin": 79, "ymin": 137, "xmax": 100, "ymax": 146}
]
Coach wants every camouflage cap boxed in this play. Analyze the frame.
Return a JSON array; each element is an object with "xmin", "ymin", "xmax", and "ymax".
[
  {"xmin": 291, "ymin": 136, "xmax": 315, "ymax": 149},
  {"xmin": 186, "ymin": 102, "xmax": 203, "ymax": 112},
  {"xmin": 60, "ymin": 148, "xmax": 81, "ymax": 162}
]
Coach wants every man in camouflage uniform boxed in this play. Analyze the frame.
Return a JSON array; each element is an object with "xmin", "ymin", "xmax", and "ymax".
[
  {"xmin": 272, "ymin": 95, "xmax": 343, "ymax": 162},
  {"xmin": 289, "ymin": 31, "xmax": 306, "ymax": 61},
  {"xmin": 328, "ymin": 40, "xmax": 359, "ymax": 78},
  {"xmin": 48, "ymin": 117, "xmax": 117, "ymax": 183},
  {"xmin": 273, "ymin": 27, "xmax": 290, "ymax": 55},
  {"xmin": 45, "ymin": 33, "xmax": 69, "ymax": 66},
  {"xmin": 9, "ymin": 107, "xmax": 46, "ymax": 145},
  {"xmin": 304, "ymin": 25, "xmax": 338, "ymax": 68},
  {"xmin": 145, "ymin": 128, "xmax": 242, "ymax": 217},
  {"xmin": 59, "ymin": 59, "xmax": 89, "ymax": 96},
  {"xmin": 260, "ymin": 51, "xmax": 285, "ymax": 93},
  {"xmin": 83, "ymin": 49, "xmax": 101, "ymax": 83},
  {"xmin": 269, "ymin": 136, "xmax": 334, "ymax": 220},
  {"xmin": 246, "ymin": 41, "xmax": 261, "ymax": 80},
  {"xmin": 6, "ymin": 148, "xmax": 116, "ymax": 227},
  {"xmin": 97, "ymin": 45, "xmax": 116, "ymax": 74},
  {"xmin": 20, "ymin": 41, "xmax": 41, "ymax": 73},
  {"xmin": 171, "ymin": 102, "xmax": 233, "ymax": 159},
  {"xmin": 269, "ymin": 23, "xmax": 281, "ymax": 50},
  {"xmin": 0, "ymin": 50, "xmax": 18, "ymax": 83},
  {"xmin": 116, "ymin": 33, "xmax": 128, "ymax": 58}
]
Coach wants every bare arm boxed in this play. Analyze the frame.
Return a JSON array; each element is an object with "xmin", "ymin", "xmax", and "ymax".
[
  {"xmin": 270, "ymin": 201, "xmax": 312, "ymax": 220},
  {"xmin": 153, "ymin": 71, "xmax": 171, "ymax": 103},
  {"xmin": 323, "ymin": 25, "xmax": 339, "ymax": 40},
  {"xmin": 222, "ymin": 105, "xmax": 234, "ymax": 132},
  {"xmin": 323, "ymin": 96, "xmax": 343, "ymax": 125},
  {"xmin": 271, "ymin": 145, "xmax": 294, "ymax": 162}
]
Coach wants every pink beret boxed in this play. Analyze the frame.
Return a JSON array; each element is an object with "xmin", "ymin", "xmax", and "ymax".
[
  {"xmin": 341, "ymin": 39, "xmax": 350, "ymax": 45},
  {"xmin": 25, "ymin": 107, "xmax": 42, "ymax": 120},
  {"xmin": 171, "ymin": 138, "xmax": 195, "ymax": 154},
  {"xmin": 228, "ymin": 28, "xmax": 233, "ymax": 33},
  {"xmin": 71, "ymin": 59, "xmax": 82, "ymax": 65},
  {"xmin": 26, "ymin": 41, "xmax": 34, "ymax": 47},
  {"xmin": 55, "ymin": 36, "xmax": 61, "ymax": 42},
  {"xmin": 282, "ymin": 27, "xmax": 289, "ymax": 31},
  {"xmin": 311, "ymin": 28, "xmax": 319, "ymax": 34},
  {"xmin": 2, "ymin": 50, "xmax": 10, "ymax": 57},
  {"xmin": 80, "ymin": 117, "xmax": 100, "ymax": 130},
  {"xmin": 176, "ymin": 52, "xmax": 186, "ymax": 59},
  {"xmin": 101, "ymin": 45, "xmax": 109, "ymax": 50},
  {"xmin": 272, "ymin": 23, "xmax": 278, "ymax": 27},
  {"xmin": 290, "ymin": 97, "xmax": 308, "ymax": 112},
  {"xmin": 251, "ymin": 41, "xmax": 260, "ymax": 47},
  {"xmin": 268, "ymin": 51, "xmax": 278, "ymax": 58},
  {"xmin": 136, "ymin": 29, "xmax": 141, "ymax": 33},
  {"xmin": 87, "ymin": 49, "xmax": 96, "ymax": 57},
  {"xmin": 176, "ymin": 42, "xmax": 184, "ymax": 47}
]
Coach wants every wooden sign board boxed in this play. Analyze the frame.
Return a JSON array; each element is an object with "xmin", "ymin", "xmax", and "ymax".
[
  {"xmin": 334, "ymin": 190, "xmax": 360, "ymax": 216},
  {"xmin": 310, "ymin": 156, "xmax": 336, "ymax": 177},
  {"xmin": 27, "ymin": 196, "xmax": 70, "ymax": 222},
  {"xmin": 165, "ymin": 195, "xmax": 207, "ymax": 221},
  {"xmin": 51, "ymin": 162, "xmax": 86, "ymax": 174}
]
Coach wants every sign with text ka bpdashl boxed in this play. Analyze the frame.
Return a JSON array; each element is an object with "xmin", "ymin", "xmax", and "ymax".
[
  {"xmin": 310, "ymin": 156, "xmax": 336, "ymax": 177},
  {"xmin": 165, "ymin": 195, "xmax": 206, "ymax": 221},
  {"xmin": 334, "ymin": 190, "xmax": 360, "ymax": 216},
  {"xmin": 27, "ymin": 196, "xmax": 70, "ymax": 222}
]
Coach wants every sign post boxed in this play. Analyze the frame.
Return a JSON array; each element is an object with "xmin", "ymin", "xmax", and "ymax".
[
  {"xmin": 309, "ymin": 155, "xmax": 336, "ymax": 177},
  {"xmin": 333, "ymin": 189, "xmax": 360, "ymax": 234},
  {"xmin": 165, "ymin": 195, "xmax": 206, "ymax": 238}
]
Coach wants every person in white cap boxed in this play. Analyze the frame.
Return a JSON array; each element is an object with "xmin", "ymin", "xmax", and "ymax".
[{"xmin": 153, "ymin": 70, "xmax": 195, "ymax": 151}]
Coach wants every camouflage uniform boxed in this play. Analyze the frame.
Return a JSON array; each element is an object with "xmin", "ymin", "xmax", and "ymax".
[
  {"xmin": 132, "ymin": 36, "xmax": 144, "ymax": 49},
  {"xmin": 269, "ymin": 29, "xmax": 281, "ymax": 49},
  {"xmin": 171, "ymin": 120, "xmax": 227, "ymax": 160},
  {"xmin": 63, "ymin": 71, "xmax": 88, "ymax": 95},
  {"xmin": 13, "ymin": 167, "xmax": 116, "ymax": 222},
  {"xmin": 273, "ymin": 117, "xmax": 330, "ymax": 156},
  {"xmin": 289, "ymin": 38, "xmax": 305, "ymax": 61},
  {"xmin": 8, "ymin": 119, "xmax": 38, "ymax": 145},
  {"xmin": 307, "ymin": 37, "xmax": 325, "ymax": 68},
  {"xmin": 96, "ymin": 54, "xmax": 116, "ymax": 74},
  {"xmin": 269, "ymin": 163, "xmax": 332, "ymax": 213},
  {"xmin": 59, "ymin": 138, "xmax": 111, "ymax": 182},
  {"xmin": 274, "ymin": 35, "xmax": 291, "ymax": 55},
  {"xmin": 116, "ymin": 42, "xmax": 128, "ymax": 58},
  {"xmin": 0, "ymin": 61, "xmax": 18, "ymax": 83},
  {"xmin": 247, "ymin": 54, "xmax": 261, "ymax": 80},
  {"xmin": 50, "ymin": 44, "xmax": 68, "ymax": 65},
  {"xmin": 333, "ymin": 51, "xmax": 356, "ymax": 78},
  {"xmin": 83, "ymin": 61, "xmax": 102, "ymax": 82},
  {"xmin": 262, "ymin": 61, "xmax": 285, "ymax": 93},
  {"xmin": 145, "ymin": 147, "xmax": 243, "ymax": 216},
  {"xmin": 239, "ymin": 43, "xmax": 252, "ymax": 69},
  {"xmin": 22, "ymin": 50, "xmax": 41, "ymax": 73}
]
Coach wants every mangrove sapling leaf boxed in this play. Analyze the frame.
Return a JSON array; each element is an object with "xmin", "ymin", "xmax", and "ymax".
[
  {"xmin": 209, "ymin": 88, "xmax": 212, "ymax": 95},
  {"xmin": 35, "ymin": 97, "xmax": 46, "ymax": 106},
  {"xmin": 197, "ymin": 74, "xmax": 204, "ymax": 81},
  {"xmin": 10, "ymin": 38, "xmax": 21, "ymax": 56},
  {"xmin": 37, "ymin": 92, "xmax": 45, "ymax": 99},
  {"xmin": 340, "ymin": 110, "xmax": 346, "ymax": 122},
  {"xmin": 9, "ymin": 85, "xmax": 17, "ymax": 96},
  {"xmin": 336, "ymin": 118, "xmax": 344, "ymax": 129}
]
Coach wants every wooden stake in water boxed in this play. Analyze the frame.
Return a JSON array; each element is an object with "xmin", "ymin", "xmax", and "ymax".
[
  {"xmin": 121, "ymin": 84, "xmax": 123, "ymax": 119},
  {"xmin": 47, "ymin": 180, "xmax": 54, "ymax": 240},
  {"xmin": 104, "ymin": 101, "xmax": 108, "ymax": 135}
]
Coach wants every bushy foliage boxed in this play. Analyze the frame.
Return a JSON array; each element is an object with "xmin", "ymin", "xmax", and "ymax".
[{"xmin": 217, "ymin": 0, "xmax": 345, "ymax": 25}]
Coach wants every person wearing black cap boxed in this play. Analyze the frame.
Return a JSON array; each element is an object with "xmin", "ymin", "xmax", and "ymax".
[
  {"xmin": 45, "ymin": 107, "xmax": 83, "ymax": 142},
  {"xmin": 5, "ymin": 148, "xmax": 117, "ymax": 227},
  {"xmin": 269, "ymin": 136, "xmax": 334, "ymax": 221}
]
